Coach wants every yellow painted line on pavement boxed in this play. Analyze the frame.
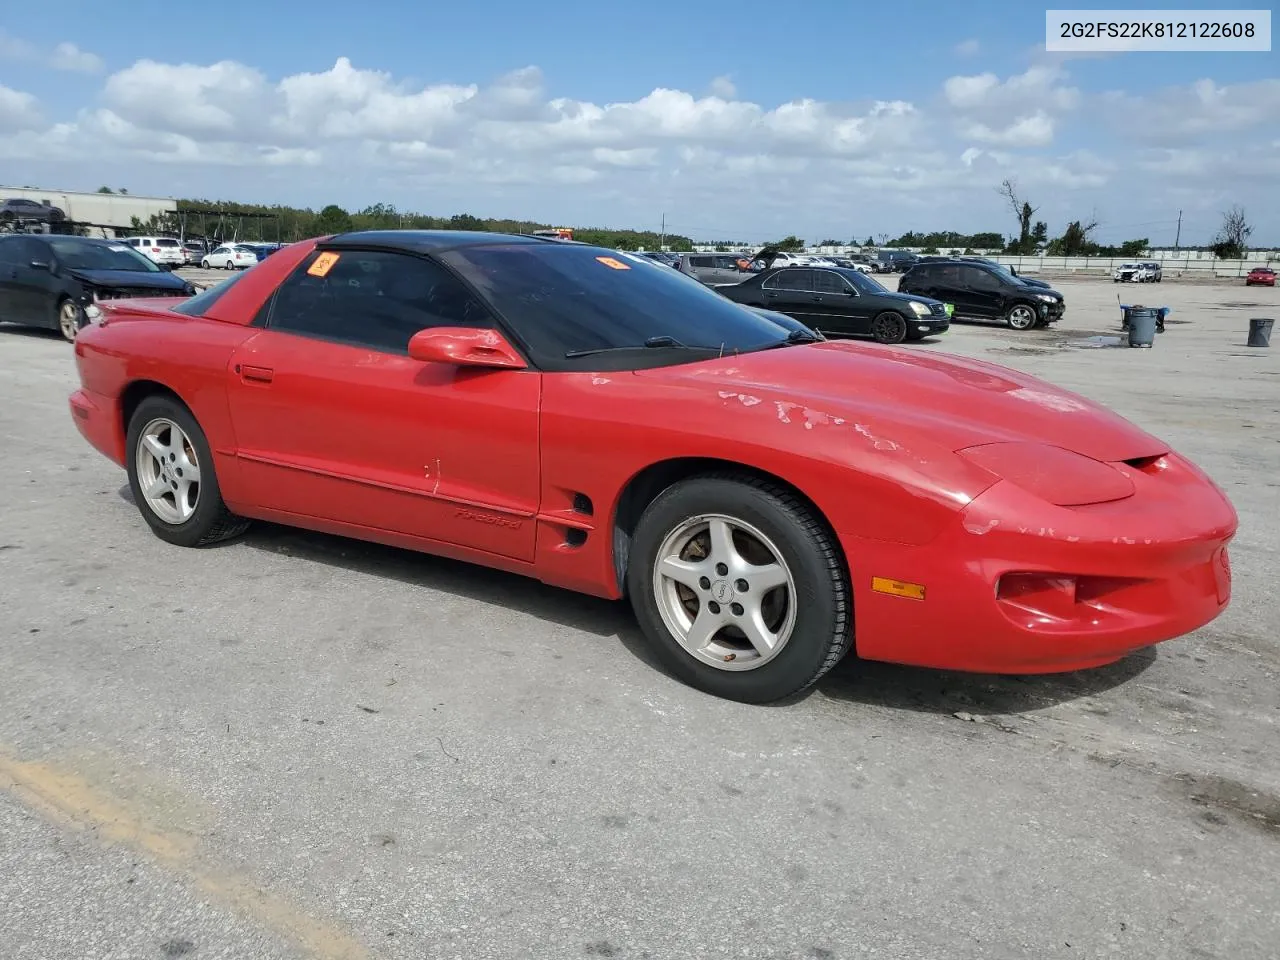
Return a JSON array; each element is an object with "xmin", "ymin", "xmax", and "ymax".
[{"xmin": 0, "ymin": 749, "xmax": 369, "ymax": 960}]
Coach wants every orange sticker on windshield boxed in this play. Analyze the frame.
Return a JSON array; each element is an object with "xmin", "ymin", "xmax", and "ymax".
[
  {"xmin": 307, "ymin": 252, "xmax": 340, "ymax": 277},
  {"xmin": 595, "ymin": 256, "xmax": 630, "ymax": 270}
]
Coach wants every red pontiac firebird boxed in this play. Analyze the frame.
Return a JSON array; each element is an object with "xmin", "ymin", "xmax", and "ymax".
[
  {"xmin": 68, "ymin": 231, "xmax": 1238, "ymax": 703},
  {"xmin": 1245, "ymin": 266, "xmax": 1276, "ymax": 286}
]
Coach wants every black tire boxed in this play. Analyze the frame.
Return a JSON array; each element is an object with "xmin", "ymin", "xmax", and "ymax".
[
  {"xmin": 125, "ymin": 395, "xmax": 250, "ymax": 547},
  {"xmin": 870, "ymin": 311, "xmax": 908, "ymax": 344},
  {"xmin": 1004, "ymin": 303, "xmax": 1037, "ymax": 330},
  {"xmin": 626, "ymin": 474, "xmax": 853, "ymax": 704}
]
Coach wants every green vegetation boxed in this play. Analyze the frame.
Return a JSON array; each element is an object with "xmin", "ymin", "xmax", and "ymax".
[
  {"xmin": 884, "ymin": 230, "xmax": 1005, "ymax": 250},
  {"xmin": 127, "ymin": 199, "xmax": 696, "ymax": 251}
]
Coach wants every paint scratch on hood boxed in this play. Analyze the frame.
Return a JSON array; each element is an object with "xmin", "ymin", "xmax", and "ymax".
[
  {"xmin": 1009, "ymin": 387, "xmax": 1087, "ymax": 413},
  {"xmin": 591, "ymin": 376, "xmax": 612, "ymax": 385},
  {"xmin": 853, "ymin": 422, "xmax": 901, "ymax": 451},
  {"xmin": 802, "ymin": 409, "xmax": 846, "ymax": 431},
  {"xmin": 775, "ymin": 401, "xmax": 800, "ymax": 424},
  {"xmin": 718, "ymin": 391, "xmax": 762, "ymax": 407}
]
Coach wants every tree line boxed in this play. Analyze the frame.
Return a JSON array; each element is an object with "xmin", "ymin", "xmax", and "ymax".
[
  {"xmin": 126, "ymin": 198, "xmax": 697, "ymax": 251},
  {"xmin": 115, "ymin": 188, "xmax": 1258, "ymax": 260}
]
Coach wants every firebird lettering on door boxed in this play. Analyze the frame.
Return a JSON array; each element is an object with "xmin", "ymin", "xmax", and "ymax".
[{"xmin": 224, "ymin": 330, "xmax": 541, "ymax": 562}]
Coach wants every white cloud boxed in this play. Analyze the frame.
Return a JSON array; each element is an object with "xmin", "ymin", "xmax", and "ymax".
[
  {"xmin": 50, "ymin": 42, "xmax": 103, "ymax": 73},
  {"xmin": 0, "ymin": 30, "xmax": 36, "ymax": 61},
  {"xmin": 954, "ymin": 39, "xmax": 980, "ymax": 57},
  {"xmin": 0, "ymin": 85, "xmax": 41, "ymax": 130},
  {"xmin": 959, "ymin": 112, "xmax": 1056, "ymax": 148},
  {"xmin": 709, "ymin": 75, "xmax": 737, "ymax": 98},
  {"xmin": 1102, "ymin": 78, "xmax": 1280, "ymax": 146},
  {"xmin": 0, "ymin": 31, "xmax": 103, "ymax": 72},
  {"xmin": 944, "ymin": 65, "xmax": 1080, "ymax": 114},
  {"xmin": 0, "ymin": 52, "xmax": 1274, "ymax": 242}
]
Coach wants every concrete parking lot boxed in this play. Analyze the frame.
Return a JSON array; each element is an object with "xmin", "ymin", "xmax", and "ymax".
[{"xmin": 1, "ymin": 277, "xmax": 1277, "ymax": 959}]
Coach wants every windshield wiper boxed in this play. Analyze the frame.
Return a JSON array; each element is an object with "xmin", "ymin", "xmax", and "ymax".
[
  {"xmin": 564, "ymin": 336, "xmax": 722, "ymax": 359},
  {"xmin": 763, "ymin": 329, "xmax": 823, "ymax": 349}
]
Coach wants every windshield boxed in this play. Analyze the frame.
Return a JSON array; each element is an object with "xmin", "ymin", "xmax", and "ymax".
[
  {"xmin": 49, "ymin": 238, "xmax": 161, "ymax": 272},
  {"xmin": 441, "ymin": 244, "xmax": 796, "ymax": 369}
]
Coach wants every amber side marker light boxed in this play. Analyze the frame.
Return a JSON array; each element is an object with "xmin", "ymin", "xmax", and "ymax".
[{"xmin": 871, "ymin": 577, "xmax": 926, "ymax": 601}]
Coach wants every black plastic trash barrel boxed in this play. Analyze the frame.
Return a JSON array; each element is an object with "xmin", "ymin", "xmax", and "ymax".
[
  {"xmin": 1248, "ymin": 318, "xmax": 1273, "ymax": 348},
  {"xmin": 1127, "ymin": 306, "xmax": 1158, "ymax": 347}
]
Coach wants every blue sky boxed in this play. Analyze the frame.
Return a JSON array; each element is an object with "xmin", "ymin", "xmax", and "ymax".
[{"xmin": 1, "ymin": 1, "xmax": 1276, "ymax": 244}]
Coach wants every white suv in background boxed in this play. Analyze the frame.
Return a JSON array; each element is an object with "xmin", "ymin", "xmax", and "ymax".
[{"xmin": 124, "ymin": 236, "xmax": 185, "ymax": 269}]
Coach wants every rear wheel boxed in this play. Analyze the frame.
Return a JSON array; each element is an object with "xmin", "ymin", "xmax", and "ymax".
[
  {"xmin": 126, "ymin": 396, "xmax": 250, "ymax": 548},
  {"xmin": 627, "ymin": 474, "xmax": 853, "ymax": 704},
  {"xmin": 870, "ymin": 311, "xmax": 908, "ymax": 344},
  {"xmin": 200, "ymin": 258, "xmax": 210, "ymax": 269},
  {"xmin": 1005, "ymin": 303, "xmax": 1037, "ymax": 330}
]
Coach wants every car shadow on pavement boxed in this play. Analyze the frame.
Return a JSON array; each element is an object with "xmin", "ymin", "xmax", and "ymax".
[
  {"xmin": 814, "ymin": 646, "xmax": 1157, "ymax": 716},
  {"xmin": 230, "ymin": 519, "xmax": 667, "ymax": 672},
  {"xmin": 116, "ymin": 487, "xmax": 1156, "ymax": 710},
  {"xmin": 0, "ymin": 324, "xmax": 64, "ymax": 341}
]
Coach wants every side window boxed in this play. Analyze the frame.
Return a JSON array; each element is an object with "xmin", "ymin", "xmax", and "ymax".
[
  {"xmin": 691, "ymin": 256, "xmax": 713, "ymax": 268},
  {"xmin": 812, "ymin": 270, "xmax": 849, "ymax": 294},
  {"xmin": 780, "ymin": 269, "xmax": 815, "ymax": 292},
  {"xmin": 762, "ymin": 269, "xmax": 799, "ymax": 290},
  {"xmin": 965, "ymin": 267, "xmax": 1000, "ymax": 291},
  {"xmin": 268, "ymin": 249, "xmax": 496, "ymax": 354},
  {"xmin": 7, "ymin": 237, "xmax": 43, "ymax": 263},
  {"xmin": 936, "ymin": 265, "xmax": 962, "ymax": 286}
]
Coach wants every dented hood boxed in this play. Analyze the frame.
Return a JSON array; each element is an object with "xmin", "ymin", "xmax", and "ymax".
[{"xmin": 635, "ymin": 340, "xmax": 1168, "ymax": 463}]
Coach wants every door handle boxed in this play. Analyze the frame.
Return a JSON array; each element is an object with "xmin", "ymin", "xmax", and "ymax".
[
  {"xmin": 239, "ymin": 364, "xmax": 274, "ymax": 384},
  {"xmin": 809, "ymin": 295, "xmax": 822, "ymax": 302}
]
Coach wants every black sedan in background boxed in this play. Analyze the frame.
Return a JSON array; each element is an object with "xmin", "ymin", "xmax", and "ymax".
[
  {"xmin": 717, "ymin": 264, "xmax": 949, "ymax": 343},
  {"xmin": 0, "ymin": 234, "xmax": 195, "ymax": 341}
]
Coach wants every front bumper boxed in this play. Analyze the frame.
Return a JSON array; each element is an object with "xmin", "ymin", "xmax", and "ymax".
[
  {"xmin": 845, "ymin": 453, "xmax": 1237, "ymax": 673},
  {"xmin": 910, "ymin": 317, "xmax": 950, "ymax": 337},
  {"xmin": 69, "ymin": 387, "xmax": 126, "ymax": 468}
]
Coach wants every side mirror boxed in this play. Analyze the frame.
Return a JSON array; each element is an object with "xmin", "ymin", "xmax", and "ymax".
[{"xmin": 408, "ymin": 326, "xmax": 526, "ymax": 370}]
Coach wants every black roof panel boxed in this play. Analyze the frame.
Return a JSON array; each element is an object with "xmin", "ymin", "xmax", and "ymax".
[{"xmin": 322, "ymin": 230, "xmax": 547, "ymax": 253}]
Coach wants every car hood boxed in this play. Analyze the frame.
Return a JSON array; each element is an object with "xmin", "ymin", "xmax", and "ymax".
[
  {"xmin": 1020, "ymin": 284, "xmax": 1064, "ymax": 300},
  {"xmin": 635, "ymin": 340, "xmax": 1166, "ymax": 463},
  {"xmin": 67, "ymin": 268, "xmax": 189, "ymax": 291},
  {"xmin": 873, "ymin": 289, "xmax": 945, "ymax": 308}
]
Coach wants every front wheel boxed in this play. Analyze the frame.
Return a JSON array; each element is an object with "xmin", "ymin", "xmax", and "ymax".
[
  {"xmin": 1005, "ymin": 303, "xmax": 1037, "ymax": 330},
  {"xmin": 126, "ymin": 395, "xmax": 250, "ymax": 547},
  {"xmin": 56, "ymin": 298, "xmax": 82, "ymax": 342},
  {"xmin": 870, "ymin": 311, "xmax": 908, "ymax": 344},
  {"xmin": 627, "ymin": 475, "xmax": 853, "ymax": 704}
]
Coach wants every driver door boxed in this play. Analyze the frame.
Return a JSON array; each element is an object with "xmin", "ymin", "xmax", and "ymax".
[{"xmin": 225, "ymin": 247, "xmax": 542, "ymax": 561}]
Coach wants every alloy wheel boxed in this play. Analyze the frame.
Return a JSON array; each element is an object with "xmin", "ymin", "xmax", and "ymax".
[
  {"xmin": 135, "ymin": 418, "xmax": 202, "ymax": 524},
  {"xmin": 652, "ymin": 514, "xmax": 797, "ymax": 671},
  {"xmin": 58, "ymin": 301, "xmax": 81, "ymax": 341},
  {"xmin": 1007, "ymin": 305, "xmax": 1036, "ymax": 329}
]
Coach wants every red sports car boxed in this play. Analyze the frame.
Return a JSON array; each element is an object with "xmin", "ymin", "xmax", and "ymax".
[
  {"xmin": 1245, "ymin": 266, "xmax": 1276, "ymax": 286},
  {"xmin": 68, "ymin": 232, "xmax": 1238, "ymax": 703}
]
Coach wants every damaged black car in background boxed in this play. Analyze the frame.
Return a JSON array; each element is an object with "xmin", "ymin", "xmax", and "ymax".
[{"xmin": 0, "ymin": 234, "xmax": 196, "ymax": 342}]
